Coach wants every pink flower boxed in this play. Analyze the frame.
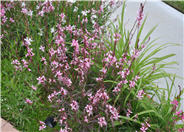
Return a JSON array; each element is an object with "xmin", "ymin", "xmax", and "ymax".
[
  {"xmin": 125, "ymin": 69, "xmax": 130, "ymax": 76},
  {"xmin": 181, "ymin": 114, "xmax": 184, "ymax": 120},
  {"xmin": 55, "ymin": 36, "xmax": 64, "ymax": 45},
  {"xmin": 137, "ymin": 3, "xmax": 144, "ymax": 26},
  {"xmin": 27, "ymin": 10, "xmax": 33, "ymax": 17},
  {"xmin": 140, "ymin": 121, "xmax": 151, "ymax": 132},
  {"xmin": 31, "ymin": 85, "xmax": 37, "ymax": 91},
  {"xmin": 129, "ymin": 80, "xmax": 136, "ymax": 88},
  {"xmin": 98, "ymin": 117, "xmax": 107, "ymax": 127},
  {"xmin": 96, "ymin": 77, "xmax": 102, "ymax": 82},
  {"xmin": 59, "ymin": 76, "xmax": 72, "ymax": 87},
  {"xmin": 175, "ymin": 110, "xmax": 182, "ymax": 116},
  {"xmin": 106, "ymin": 105, "xmax": 119, "ymax": 121},
  {"xmin": 72, "ymin": 39, "xmax": 79, "ymax": 54},
  {"xmin": 22, "ymin": 59, "xmax": 28, "ymax": 68},
  {"xmin": 39, "ymin": 45, "xmax": 45, "ymax": 52},
  {"xmin": 171, "ymin": 99, "xmax": 178, "ymax": 107},
  {"xmin": 60, "ymin": 128, "xmax": 67, "ymax": 132},
  {"xmin": 66, "ymin": 25, "xmax": 73, "ymax": 32},
  {"xmin": 85, "ymin": 105, "xmax": 93, "ymax": 116},
  {"xmin": 113, "ymin": 87, "xmax": 120, "ymax": 93},
  {"xmin": 25, "ymin": 98, "xmax": 33, "ymax": 105},
  {"xmin": 24, "ymin": 37, "xmax": 33, "ymax": 46},
  {"xmin": 21, "ymin": 8, "xmax": 28, "ymax": 14},
  {"xmin": 9, "ymin": 18, "xmax": 14, "ymax": 23},
  {"xmin": 101, "ymin": 91, "xmax": 109, "ymax": 101},
  {"xmin": 26, "ymin": 47, "xmax": 35, "ymax": 57},
  {"xmin": 49, "ymin": 48, "xmax": 56, "ymax": 56},
  {"xmin": 12, "ymin": 60, "xmax": 22, "ymax": 71},
  {"xmin": 39, "ymin": 121, "xmax": 46, "ymax": 131},
  {"xmin": 2, "ymin": 16, "xmax": 7, "ymax": 24},
  {"xmin": 70, "ymin": 100, "xmax": 79, "ymax": 111},
  {"xmin": 82, "ymin": 17, "xmax": 88, "ymax": 23},
  {"xmin": 60, "ymin": 13, "xmax": 65, "ymax": 20},
  {"xmin": 58, "ymin": 108, "xmax": 65, "ymax": 112},
  {"xmin": 140, "ymin": 123, "xmax": 148, "ymax": 132},
  {"xmin": 123, "ymin": 79, "xmax": 128, "ymax": 84},
  {"xmin": 48, "ymin": 91, "xmax": 58, "ymax": 102},
  {"xmin": 137, "ymin": 90, "xmax": 145, "ymax": 99},
  {"xmin": 38, "ymin": 10, "xmax": 44, "ymax": 16},
  {"xmin": 145, "ymin": 121, "xmax": 151, "ymax": 128},
  {"xmin": 59, "ymin": 115, "xmax": 67, "ymax": 125},
  {"xmin": 135, "ymin": 75, "xmax": 140, "ymax": 81},
  {"xmin": 114, "ymin": 33, "xmax": 121, "ymax": 42},
  {"xmin": 132, "ymin": 49, "xmax": 140, "ymax": 59},
  {"xmin": 37, "ymin": 76, "xmax": 46, "ymax": 84},
  {"xmin": 100, "ymin": 67, "xmax": 107, "ymax": 74},
  {"xmin": 84, "ymin": 116, "xmax": 88, "ymax": 123},
  {"xmin": 60, "ymin": 87, "xmax": 68, "ymax": 95},
  {"xmin": 98, "ymin": 5, "xmax": 103, "ymax": 14},
  {"xmin": 178, "ymin": 128, "xmax": 184, "ymax": 132},
  {"xmin": 118, "ymin": 71, "xmax": 125, "ymax": 78},
  {"xmin": 41, "ymin": 57, "xmax": 47, "ymax": 65},
  {"xmin": 60, "ymin": 126, "xmax": 71, "ymax": 132},
  {"xmin": 12, "ymin": 59, "xmax": 20, "ymax": 65},
  {"xmin": 126, "ymin": 108, "xmax": 132, "ymax": 117},
  {"xmin": 0, "ymin": 6, "xmax": 5, "ymax": 17},
  {"xmin": 41, "ymin": 57, "xmax": 46, "ymax": 62}
]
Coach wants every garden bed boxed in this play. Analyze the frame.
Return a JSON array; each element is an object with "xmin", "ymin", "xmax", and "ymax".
[{"xmin": 1, "ymin": 1, "xmax": 184, "ymax": 132}]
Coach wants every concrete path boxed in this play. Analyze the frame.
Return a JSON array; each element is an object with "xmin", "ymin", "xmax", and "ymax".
[
  {"xmin": 1, "ymin": 118, "xmax": 19, "ymax": 132},
  {"xmin": 111, "ymin": 0, "xmax": 184, "ymax": 109}
]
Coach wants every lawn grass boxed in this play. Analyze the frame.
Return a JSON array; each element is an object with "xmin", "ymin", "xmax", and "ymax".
[
  {"xmin": 163, "ymin": 0, "xmax": 184, "ymax": 14},
  {"xmin": 1, "ymin": 57, "xmax": 56, "ymax": 131}
]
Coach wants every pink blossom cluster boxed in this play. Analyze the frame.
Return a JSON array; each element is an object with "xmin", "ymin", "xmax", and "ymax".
[
  {"xmin": 126, "ymin": 108, "xmax": 132, "ymax": 117},
  {"xmin": 70, "ymin": 100, "xmax": 79, "ymax": 111},
  {"xmin": 37, "ymin": 1, "xmax": 55, "ymax": 16},
  {"xmin": 25, "ymin": 98, "xmax": 33, "ymax": 105},
  {"xmin": 1, "ymin": 2, "xmax": 15, "ymax": 25},
  {"xmin": 85, "ymin": 105, "xmax": 93, "ymax": 116},
  {"xmin": 137, "ymin": 89, "xmax": 145, "ymax": 100},
  {"xmin": 11, "ymin": 59, "xmax": 22, "ymax": 71},
  {"xmin": 39, "ymin": 121, "xmax": 46, "ymax": 131},
  {"xmin": 171, "ymin": 100, "xmax": 184, "ymax": 123},
  {"xmin": 140, "ymin": 121, "xmax": 151, "ymax": 132},
  {"xmin": 137, "ymin": 3, "xmax": 144, "ymax": 27},
  {"xmin": 106, "ymin": 104, "xmax": 120, "ymax": 121},
  {"xmin": 98, "ymin": 117, "xmax": 107, "ymax": 127},
  {"xmin": 0, "ymin": 4, "xmax": 7, "ymax": 24}
]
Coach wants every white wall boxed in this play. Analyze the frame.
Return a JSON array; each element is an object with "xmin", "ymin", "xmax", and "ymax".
[{"xmin": 111, "ymin": 1, "xmax": 184, "ymax": 109}]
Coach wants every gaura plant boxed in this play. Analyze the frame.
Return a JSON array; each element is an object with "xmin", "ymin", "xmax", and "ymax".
[
  {"xmin": 1, "ymin": 0, "xmax": 122, "ymax": 131},
  {"xmin": 1, "ymin": 1, "xmax": 184, "ymax": 132}
]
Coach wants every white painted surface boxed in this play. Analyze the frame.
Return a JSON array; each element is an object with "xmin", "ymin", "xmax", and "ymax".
[{"xmin": 111, "ymin": 1, "xmax": 184, "ymax": 109}]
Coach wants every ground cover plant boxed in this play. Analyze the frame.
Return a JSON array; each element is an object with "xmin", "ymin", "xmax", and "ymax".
[{"xmin": 1, "ymin": 1, "xmax": 184, "ymax": 132}]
